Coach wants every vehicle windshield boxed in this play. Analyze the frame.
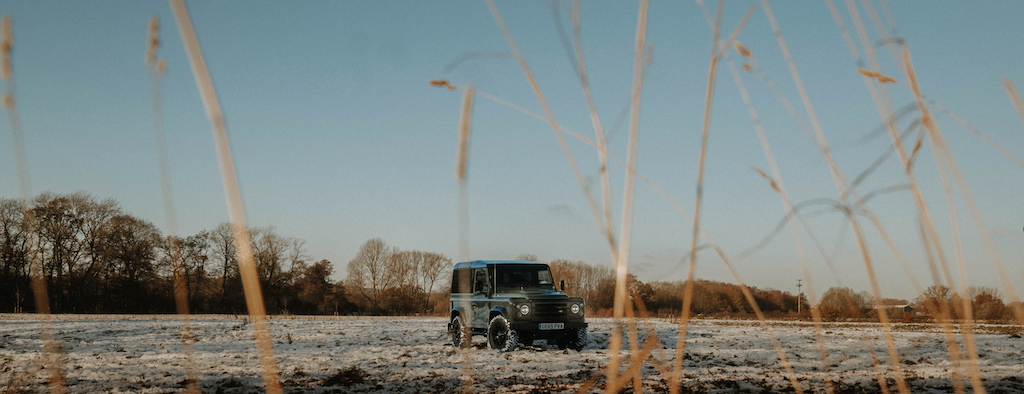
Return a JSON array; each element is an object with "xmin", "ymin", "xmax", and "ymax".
[{"xmin": 494, "ymin": 265, "xmax": 555, "ymax": 292}]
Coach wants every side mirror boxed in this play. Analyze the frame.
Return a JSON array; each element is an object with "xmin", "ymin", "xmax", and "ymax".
[{"xmin": 560, "ymin": 280, "xmax": 566, "ymax": 292}]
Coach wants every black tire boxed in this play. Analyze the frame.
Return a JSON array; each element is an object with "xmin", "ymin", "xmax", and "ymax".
[
  {"xmin": 487, "ymin": 315, "xmax": 519, "ymax": 352},
  {"xmin": 449, "ymin": 315, "xmax": 471, "ymax": 349},
  {"xmin": 567, "ymin": 327, "xmax": 588, "ymax": 351}
]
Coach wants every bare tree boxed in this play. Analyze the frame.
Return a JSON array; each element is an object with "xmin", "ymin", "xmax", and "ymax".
[
  {"xmin": 286, "ymin": 238, "xmax": 308, "ymax": 271},
  {"xmin": 346, "ymin": 238, "xmax": 395, "ymax": 312},
  {"xmin": 250, "ymin": 226, "xmax": 288, "ymax": 287},
  {"xmin": 372, "ymin": 249, "xmax": 452, "ymax": 314},
  {"xmin": 104, "ymin": 215, "xmax": 160, "ymax": 281},
  {"xmin": 209, "ymin": 222, "xmax": 237, "ymax": 299},
  {"xmin": 516, "ymin": 253, "xmax": 538, "ymax": 262},
  {"xmin": 32, "ymin": 192, "xmax": 94, "ymax": 310},
  {"xmin": 388, "ymin": 250, "xmax": 418, "ymax": 289},
  {"xmin": 914, "ymin": 285, "xmax": 954, "ymax": 319},
  {"xmin": 159, "ymin": 231, "xmax": 211, "ymax": 309},
  {"xmin": 415, "ymin": 252, "xmax": 450, "ymax": 313},
  {"xmin": 0, "ymin": 198, "xmax": 30, "ymax": 311},
  {"xmin": 78, "ymin": 196, "xmax": 119, "ymax": 301},
  {"xmin": 549, "ymin": 259, "xmax": 612, "ymax": 304}
]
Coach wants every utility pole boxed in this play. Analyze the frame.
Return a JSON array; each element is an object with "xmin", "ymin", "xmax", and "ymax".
[{"xmin": 796, "ymin": 279, "xmax": 803, "ymax": 314}]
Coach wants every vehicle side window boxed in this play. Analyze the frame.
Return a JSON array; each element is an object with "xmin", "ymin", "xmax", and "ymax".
[
  {"xmin": 453, "ymin": 268, "xmax": 471, "ymax": 294},
  {"xmin": 472, "ymin": 268, "xmax": 489, "ymax": 294}
]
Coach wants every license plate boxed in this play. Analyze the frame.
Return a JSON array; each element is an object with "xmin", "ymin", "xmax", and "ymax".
[{"xmin": 539, "ymin": 323, "xmax": 564, "ymax": 330}]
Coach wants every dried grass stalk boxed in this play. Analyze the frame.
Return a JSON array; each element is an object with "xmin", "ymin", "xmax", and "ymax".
[
  {"xmin": 825, "ymin": 0, "xmax": 864, "ymax": 67},
  {"xmin": 842, "ymin": 0, "xmax": 980, "ymax": 389},
  {"xmin": 602, "ymin": 0, "xmax": 649, "ymax": 390},
  {"xmin": 0, "ymin": 16, "xmax": 11, "ymax": 81},
  {"xmin": 2, "ymin": 15, "xmax": 66, "ymax": 394},
  {"xmin": 454, "ymin": 84, "xmax": 475, "ymax": 391},
  {"xmin": 1005, "ymin": 79, "xmax": 1024, "ymax": 130},
  {"xmin": 145, "ymin": 15, "xmax": 199, "ymax": 394},
  {"xmin": 455, "ymin": 85, "xmax": 474, "ymax": 183},
  {"xmin": 927, "ymin": 98, "xmax": 1024, "ymax": 169},
  {"xmin": 167, "ymin": 1, "xmax": 282, "ymax": 392},
  {"xmin": 146, "ymin": 17, "xmax": 159, "ymax": 67},
  {"xmin": 906, "ymin": 46, "xmax": 1024, "ymax": 333},
  {"xmin": 571, "ymin": 0, "xmax": 617, "ymax": 256},
  {"xmin": 672, "ymin": 1, "xmax": 723, "ymax": 392},
  {"xmin": 483, "ymin": 1, "xmax": 645, "ymax": 390},
  {"xmin": 724, "ymin": 48, "xmax": 834, "ymax": 393},
  {"xmin": 898, "ymin": 48, "xmax": 988, "ymax": 393},
  {"xmin": 761, "ymin": 1, "xmax": 909, "ymax": 392},
  {"xmin": 459, "ymin": 82, "xmax": 803, "ymax": 393},
  {"xmin": 733, "ymin": 41, "xmax": 752, "ymax": 58},
  {"xmin": 482, "ymin": 0, "xmax": 608, "ymax": 278},
  {"xmin": 859, "ymin": 0, "xmax": 906, "ymax": 83}
]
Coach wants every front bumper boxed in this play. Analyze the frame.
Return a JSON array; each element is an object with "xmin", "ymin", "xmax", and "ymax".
[{"xmin": 511, "ymin": 321, "xmax": 587, "ymax": 337}]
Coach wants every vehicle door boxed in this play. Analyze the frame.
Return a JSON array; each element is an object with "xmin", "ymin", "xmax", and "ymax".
[
  {"xmin": 471, "ymin": 268, "xmax": 491, "ymax": 328},
  {"xmin": 451, "ymin": 268, "xmax": 473, "ymax": 325}
]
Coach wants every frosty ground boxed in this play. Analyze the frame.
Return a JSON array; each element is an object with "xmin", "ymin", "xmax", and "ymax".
[{"xmin": 1, "ymin": 315, "xmax": 1023, "ymax": 393}]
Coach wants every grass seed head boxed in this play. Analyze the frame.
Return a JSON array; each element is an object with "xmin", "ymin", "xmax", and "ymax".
[
  {"xmin": 733, "ymin": 41, "xmax": 752, "ymax": 58},
  {"xmin": 1, "ymin": 15, "xmax": 12, "ymax": 81},
  {"xmin": 857, "ymin": 68, "xmax": 896, "ymax": 84},
  {"xmin": 1, "ymin": 91, "xmax": 12, "ymax": 110},
  {"xmin": 857, "ymin": 68, "xmax": 881, "ymax": 78},
  {"xmin": 742, "ymin": 63, "xmax": 753, "ymax": 73},
  {"xmin": 751, "ymin": 167, "xmax": 779, "ymax": 192},
  {"xmin": 146, "ymin": 16, "xmax": 160, "ymax": 66},
  {"xmin": 429, "ymin": 79, "xmax": 456, "ymax": 90}
]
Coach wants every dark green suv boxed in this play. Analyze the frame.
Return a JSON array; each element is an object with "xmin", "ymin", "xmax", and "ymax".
[{"xmin": 447, "ymin": 260, "xmax": 588, "ymax": 352}]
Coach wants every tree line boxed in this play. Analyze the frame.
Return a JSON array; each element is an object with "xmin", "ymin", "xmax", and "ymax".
[
  {"xmin": 344, "ymin": 238, "xmax": 451, "ymax": 315},
  {"xmin": 532, "ymin": 256, "xmax": 1019, "ymax": 322},
  {"xmin": 815, "ymin": 285, "xmax": 1018, "ymax": 322},
  {"xmin": 0, "ymin": 192, "xmax": 350, "ymax": 314},
  {"xmin": 4, "ymin": 194, "xmax": 1015, "ymax": 321},
  {"xmin": 534, "ymin": 255, "xmax": 807, "ymax": 318},
  {"xmin": 0, "ymin": 193, "xmax": 450, "ymax": 316}
]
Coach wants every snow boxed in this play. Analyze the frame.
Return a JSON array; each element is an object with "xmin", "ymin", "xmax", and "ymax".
[{"xmin": 1, "ymin": 314, "xmax": 1022, "ymax": 393}]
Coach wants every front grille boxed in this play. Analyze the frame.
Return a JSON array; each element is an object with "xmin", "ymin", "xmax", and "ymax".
[{"xmin": 532, "ymin": 301, "xmax": 567, "ymax": 321}]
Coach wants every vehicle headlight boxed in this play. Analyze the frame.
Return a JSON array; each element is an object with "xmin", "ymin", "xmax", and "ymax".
[
  {"xmin": 518, "ymin": 304, "xmax": 530, "ymax": 315},
  {"xmin": 570, "ymin": 303, "xmax": 581, "ymax": 314}
]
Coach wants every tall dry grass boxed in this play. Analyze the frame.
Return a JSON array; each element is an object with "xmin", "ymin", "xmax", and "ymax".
[
  {"xmin": 1, "ymin": 15, "xmax": 65, "ymax": 394},
  {"xmin": 834, "ymin": 2, "xmax": 975, "ymax": 392},
  {"xmin": 461, "ymin": 1, "xmax": 1022, "ymax": 393},
  {"xmin": 4, "ymin": 1, "xmax": 1023, "ymax": 393},
  {"xmin": 167, "ymin": 1, "xmax": 282, "ymax": 393},
  {"xmin": 1007, "ymin": 79, "xmax": 1024, "ymax": 129},
  {"xmin": 763, "ymin": 0, "xmax": 912, "ymax": 391},
  {"xmin": 145, "ymin": 15, "xmax": 200, "ymax": 394}
]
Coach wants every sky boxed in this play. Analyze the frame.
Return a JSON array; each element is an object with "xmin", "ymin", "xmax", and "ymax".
[{"xmin": 2, "ymin": 1, "xmax": 1023, "ymax": 301}]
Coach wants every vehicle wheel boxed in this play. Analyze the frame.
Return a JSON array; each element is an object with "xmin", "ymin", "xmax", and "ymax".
[
  {"xmin": 487, "ymin": 315, "xmax": 519, "ymax": 352},
  {"xmin": 567, "ymin": 327, "xmax": 588, "ymax": 351},
  {"xmin": 449, "ymin": 315, "xmax": 471, "ymax": 349}
]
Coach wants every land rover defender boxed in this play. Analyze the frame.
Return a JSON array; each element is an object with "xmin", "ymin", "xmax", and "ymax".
[{"xmin": 447, "ymin": 260, "xmax": 588, "ymax": 352}]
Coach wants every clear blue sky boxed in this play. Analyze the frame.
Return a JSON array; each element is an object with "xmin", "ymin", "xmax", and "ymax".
[{"xmin": 2, "ymin": 1, "xmax": 1023, "ymax": 301}]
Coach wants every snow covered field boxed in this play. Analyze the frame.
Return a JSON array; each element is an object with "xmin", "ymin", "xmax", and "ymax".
[{"xmin": 1, "ymin": 314, "xmax": 1023, "ymax": 393}]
